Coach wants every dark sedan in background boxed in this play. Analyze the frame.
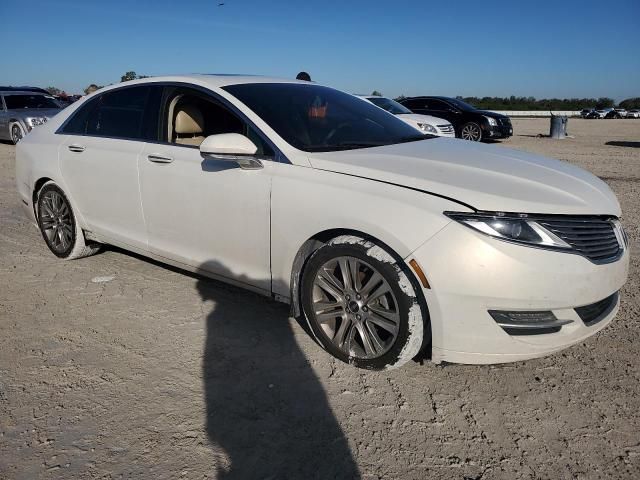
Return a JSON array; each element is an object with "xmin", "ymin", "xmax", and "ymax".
[{"xmin": 399, "ymin": 96, "xmax": 512, "ymax": 142}]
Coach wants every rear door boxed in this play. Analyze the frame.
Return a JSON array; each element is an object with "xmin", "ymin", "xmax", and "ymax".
[{"xmin": 58, "ymin": 85, "xmax": 161, "ymax": 249}]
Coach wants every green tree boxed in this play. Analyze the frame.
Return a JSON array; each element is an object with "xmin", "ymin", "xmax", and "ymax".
[
  {"xmin": 619, "ymin": 97, "xmax": 640, "ymax": 110},
  {"xmin": 84, "ymin": 84, "xmax": 101, "ymax": 95},
  {"xmin": 371, "ymin": 90, "xmax": 383, "ymax": 96},
  {"xmin": 121, "ymin": 71, "xmax": 138, "ymax": 82},
  {"xmin": 46, "ymin": 86, "xmax": 62, "ymax": 96}
]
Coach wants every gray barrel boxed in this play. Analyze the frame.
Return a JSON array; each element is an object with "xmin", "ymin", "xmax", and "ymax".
[{"xmin": 550, "ymin": 115, "xmax": 568, "ymax": 139}]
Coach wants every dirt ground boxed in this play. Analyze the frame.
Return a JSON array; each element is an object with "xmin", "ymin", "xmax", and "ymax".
[{"xmin": 1, "ymin": 118, "xmax": 639, "ymax": 480}]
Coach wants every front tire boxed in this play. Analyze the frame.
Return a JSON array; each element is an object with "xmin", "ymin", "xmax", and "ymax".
[
  {"xmin": 36, "ymin": 182, "xmax": 100, "ymax": 260},
  {"xmin": 460, "ymin": 122, "xmax": 483, "ymax": 141},
  {"xmin": 301, "ymin": 235, "xmax": 426, "ymax": 370},
  {"xmin": 10, "ymin": 124, "xmax": 23, "ymax": 144}
]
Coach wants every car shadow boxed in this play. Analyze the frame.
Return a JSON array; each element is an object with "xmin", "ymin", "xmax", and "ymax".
[
  {"xmin": 103, "ymin": 249, "xmax": 360, "ymax": 478},
  {"xmin": 606, "ymin": 141, "xmax": 640, "ymax": 148},
  {"xmin": 195, "ymin": 261, "xmax": 360, "ymax": 479}
]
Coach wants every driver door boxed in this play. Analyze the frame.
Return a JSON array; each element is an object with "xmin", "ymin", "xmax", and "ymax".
[{"xmin": 138, "ymin": 86, "xmax": 273, "ymax": 293}]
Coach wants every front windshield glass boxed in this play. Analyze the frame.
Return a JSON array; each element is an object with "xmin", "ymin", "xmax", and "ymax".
[
  {"xmin": 223, "ymin": 83, "xmax": 429, "ymax": 152},
  {"xmin": 367, "ymin": 97, "xmax": 412, "ymax": 115},
  {"xmin": 446, "ymin": 98, "xmax": 477, "ymax": 111},
  {"xmin": 5, "ymin": 94, "xmax": 61, "ymax": 110}
]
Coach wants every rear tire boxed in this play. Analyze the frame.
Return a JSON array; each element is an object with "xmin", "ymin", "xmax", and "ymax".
[
  {"xmin": 36, "ymin": 182, "xmax": 100, "ymax": 260},
  {"xmin": 301, "ymin": 235, "xmax": 426, "ymax": 370}
]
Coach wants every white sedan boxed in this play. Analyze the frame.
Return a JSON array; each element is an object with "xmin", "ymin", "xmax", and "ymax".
[
  {"xmin": 16, "ymin": 75, "xmax": 629, "ymax": 369},
  {"xmin": 357, "ymin": 95, "xmax": 455, "ymax": 137}
]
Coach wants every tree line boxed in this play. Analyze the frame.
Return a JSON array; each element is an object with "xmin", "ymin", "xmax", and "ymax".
[
  {"xmin": 45, "ymin": 77, "xmax": 639, "ymax": 111},
  {"xmin": 386, "ymin": 93, "xmax": 637, "ymax": 110}
]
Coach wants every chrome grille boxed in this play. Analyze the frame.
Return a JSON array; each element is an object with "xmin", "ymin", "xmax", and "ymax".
[
  {"xmin": 437, "ymin": 124, "xmax": 454, "ymax": 134},
  {"xmin": 536, "ymin": 217, "xmax": 622, "ymax": 263},
  {"xmin": 498, "ymin": 117, "xmax": 511, "ymax": 126}
]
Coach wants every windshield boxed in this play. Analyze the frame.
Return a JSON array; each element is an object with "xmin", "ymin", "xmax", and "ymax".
[
  {"xmin": 445, "ymin": 98, "xmax": 477, "ymax": 111},
  {"xmin": 367, "ymin": 96, "xmax": 412, "ymax": 115},
  {"xmin": 4, "ymin": 94, "xmax": 61, "ymax": 110},
  {"xmin": 223, "ymin": 83, "xmax": 429, "ymax": 152}
]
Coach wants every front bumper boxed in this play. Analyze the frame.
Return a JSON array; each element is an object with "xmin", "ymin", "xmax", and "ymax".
[
  {"xmin": 409, "ymin": 221, "xmax": 629, "ymax": 364},
  {"xmin": 483, "ymin": 123, "xmax": 512, "ymax": 139}
]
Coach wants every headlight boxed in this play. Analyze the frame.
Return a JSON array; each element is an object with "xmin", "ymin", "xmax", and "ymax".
[
  {"xmin": 444, "ymin": 212, "xmax": 571, "ymax": 249},
  {"xmin": 484, "ymin": 116, "xmax": 497, "ymax": 126},
  {"xmin": 27, "ymin": 117, "xmax": 47, "ymax": 127},
  {"xmin": 417, "ymin": 123, "xmax": 437, "ymax": 134}
]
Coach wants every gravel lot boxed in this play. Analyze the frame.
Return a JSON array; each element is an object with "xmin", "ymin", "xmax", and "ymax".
[{"xmin": 1, "ymin": 118, "xmax": 639, "ymax": 479}]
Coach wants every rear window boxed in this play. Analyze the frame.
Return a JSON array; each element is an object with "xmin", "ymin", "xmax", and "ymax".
[{"xmin": 61, "ymin": 85, "xmax": 161, "ymax": 140}]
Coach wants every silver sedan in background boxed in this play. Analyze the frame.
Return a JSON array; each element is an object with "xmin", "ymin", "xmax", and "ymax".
[{"xmin": 0, "ymin": 91, "xmax": 62, "ymax": 144}]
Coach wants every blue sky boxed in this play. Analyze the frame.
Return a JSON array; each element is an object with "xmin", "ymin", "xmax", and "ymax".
[{"xmin": 2, "ymin": 0, "xmax": 638, "ymax": 99}]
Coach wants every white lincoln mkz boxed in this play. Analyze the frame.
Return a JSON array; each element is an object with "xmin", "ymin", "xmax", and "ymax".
[{"xmin": 16, "ymin": 75, "xmax": 629, "ymax": 369}]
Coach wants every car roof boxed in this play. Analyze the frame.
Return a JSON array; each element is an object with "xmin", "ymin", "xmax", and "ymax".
[
  {"xmin": 0, "ymin": 90, "xmax": 48, "ymax": 96},
  {"xmin": 99, "ymin": 74, "xmax": 310, "ymax": 91}
]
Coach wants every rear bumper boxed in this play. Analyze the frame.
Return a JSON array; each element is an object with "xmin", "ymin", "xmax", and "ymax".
[{"xmin": 409, "ymin": 221, "xmax": 629, "ymax": 364}]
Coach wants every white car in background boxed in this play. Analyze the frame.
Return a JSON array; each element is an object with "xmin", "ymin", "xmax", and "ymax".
[
  {"xmin": 626, "ymin": 109, "xmax": 640, "ymax": 119},
  {"xmin": 357, "ymin": 95, "xmax": 455, "ymax": 137},
  {"xmin": 16, "ymin": 75, "xmax": 629, "ymax": 369}
]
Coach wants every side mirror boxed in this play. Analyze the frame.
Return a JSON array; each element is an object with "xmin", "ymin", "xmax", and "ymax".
[{"xmin": 199, "ymin": 133, "xmax": 262, "ymax": 170}]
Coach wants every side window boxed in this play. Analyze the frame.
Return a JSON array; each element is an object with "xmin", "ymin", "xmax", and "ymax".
[
  {"xmin": 426, "ymin": 100, "xmax": 450, "ymax": 111},
  {"xmin": 403, "ymin": 99, "xmax": 424, "ymax": 110},
  {"xmin": 61, "ymin": 85, "xmax": 161, "ymax": 141},
  {"xmin": 162, "ymin": 87, "xmax": 274, "ymax": 156}
]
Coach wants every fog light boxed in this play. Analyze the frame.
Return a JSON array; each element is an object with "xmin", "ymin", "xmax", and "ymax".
[{"xmin": 489, "ymin": 310, "xmax": 573, "ymax": 336}]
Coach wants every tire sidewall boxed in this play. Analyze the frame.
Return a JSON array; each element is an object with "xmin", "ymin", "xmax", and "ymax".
[
  {"xmin": 301, "ymin": 238, "xmax": 424, "ymax": 370},
  {"xmin": 37, "ymin": 183, "xmax": 78, "ymax": 258}
]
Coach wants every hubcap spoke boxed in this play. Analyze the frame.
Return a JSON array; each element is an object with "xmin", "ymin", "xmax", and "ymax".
[
  {"xmin": 316, "ymin": 270, "xmax": 344, "ymax": 301},
  {"xmin": 365, "ymin": 281, "xmax": 391, "ymax": 305},
  {"xmin": 360, "ymin": 271, "xmax": 382, "ymax": 297},
  {"xmin": 364, "ymin": 321, "xmax": 386, "ymax": 353},
  {"xmin": 333, "ymin": 316, "xmax": 352, "ymax": 351},
  {"xmin": 367, "ymin": 303, "xmax": 400, "ymax": 323},
  {"xmin": 338, "ymin": 258, "xmax": 353, "ymax": 291},
  {"xmin": 355, "ymin": 322, "xmax": 377, "ymax": 356},
  {"xmin": 367, "ymin": 311, "xmax": 399, "ymax": 334}
]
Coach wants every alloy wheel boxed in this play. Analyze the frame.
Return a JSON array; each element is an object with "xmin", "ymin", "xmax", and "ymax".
[
  {"xmin": 11, "ymin": 125, "xmax": 23, "ymax": 144},
  {"xmin": 39, "ymin": 190, "xmax": 74, "ymax": 254},
  {"xmin": 461, "ymin": 123, "xmax": 482, "ymax": 141},
  {"xmin": 311, "ymin": 256, "xmax": 400, "ymax": 359}
]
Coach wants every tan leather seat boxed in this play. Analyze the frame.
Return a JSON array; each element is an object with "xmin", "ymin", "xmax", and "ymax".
[{"xmin": 174, "ymin": 105, "xmax": 205, "ymax": 146}]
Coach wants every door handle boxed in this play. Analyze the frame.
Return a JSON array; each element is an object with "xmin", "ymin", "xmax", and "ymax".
[
  {"xmin": 68, "ymin": 144, "xmax": 85, "ymax": 153},
  {"xmin": 147, "ymin": 154, "xmax": 174, "ymax": 164}
]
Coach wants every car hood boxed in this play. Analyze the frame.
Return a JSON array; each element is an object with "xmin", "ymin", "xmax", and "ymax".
[
  {"xmin": 9, "ymin": 108, "xmax": 61, "ymax": 118},
  {"xmin": 396, "ymin": 113, "xmax": 450, "ymax": 125},
  {"xmin": 474, "ymin": 110, "xmax": 509, "ymax": 119},
  {"xmin": 307, "ymin": 138, "xmax": 620, "ymax": 215}
]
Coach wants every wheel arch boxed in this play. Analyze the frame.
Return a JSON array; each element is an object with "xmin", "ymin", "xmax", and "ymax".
[
  {"xmin": 32, "ymin": 177, "xmax": 54, "ymax": 219},
  {"xmin": 288, "ymin": 227, "xmax": 432, "ymax": 357}
]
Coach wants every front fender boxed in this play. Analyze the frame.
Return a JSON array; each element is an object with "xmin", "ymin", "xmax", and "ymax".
[{"xmin": 270, "ymin": 164, "xmax": 469, "ymax": 300}]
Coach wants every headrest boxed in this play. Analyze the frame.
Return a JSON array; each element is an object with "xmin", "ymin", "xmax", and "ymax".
[{"xmin": 175, "ymin": 105, "xmax": 204, "ymax": 135}]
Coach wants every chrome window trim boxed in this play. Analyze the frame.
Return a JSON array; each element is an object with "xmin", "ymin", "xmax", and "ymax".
[{"xmin": 55, "ymin": 81, "xmax": 291, "ymax": 165}]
